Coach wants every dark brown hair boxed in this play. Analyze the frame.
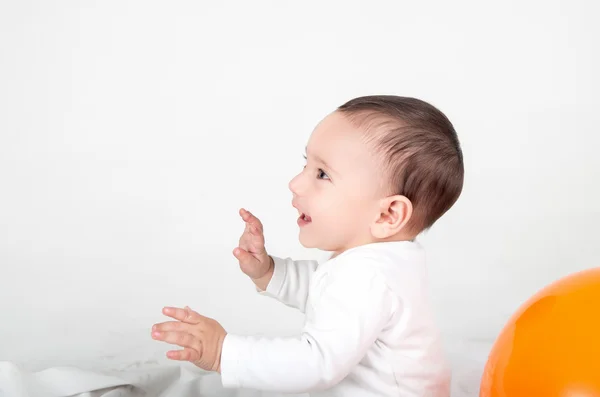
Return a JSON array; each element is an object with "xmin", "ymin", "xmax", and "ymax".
[{"xmin": 337, "ymin": 95, "xmax": 464, "ymax": 233}]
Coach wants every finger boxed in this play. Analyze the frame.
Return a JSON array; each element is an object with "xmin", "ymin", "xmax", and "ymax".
[
  {"xmin": 166, "ymin": 347, "xmax": 200, "ymax": 362},
  {"xmin": 162, "ymin": 306, "xmax": 206, "ymax": 324},
  {"xmin": 152, "ymin": 320, "xmax": 189, "ymax": 333},
  {"xmin": 239, "ymin": 208, "xmax": 263, "ymax": 232},
  {"xmin": 233, "ymin": 247, "xmax": 259, "ymax": 264},
  {"xmin": 248, "ymin": 222, "xmax": 264, "ymax": 237},
  {"xmin": 152, "ymin": 330, "xmax": 201, "ymax": 351}
]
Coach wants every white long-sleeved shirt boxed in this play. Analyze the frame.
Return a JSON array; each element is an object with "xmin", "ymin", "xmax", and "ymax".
[{"xmin": 220, "ymin": 241, "xmax": 450, "ymax": 396}]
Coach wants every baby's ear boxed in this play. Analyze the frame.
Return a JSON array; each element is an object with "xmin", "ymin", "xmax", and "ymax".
[{"xmin": 371, "ymin": 195, "xmax": 413, "ymax": 239}]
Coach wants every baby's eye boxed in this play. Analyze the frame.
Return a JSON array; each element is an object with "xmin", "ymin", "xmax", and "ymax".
[{"xmin": 317, "ymin": 169, "xmax": 330, "ymax": 180}]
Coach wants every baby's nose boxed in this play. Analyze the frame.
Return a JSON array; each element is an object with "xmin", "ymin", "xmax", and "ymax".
[
  {"xmin": 288, "ymin": 177, "xmax": 297, "ymax": 194},
  {"xmin": 288, "ymin": 173, "xmax": 302, "ymax": 195}
]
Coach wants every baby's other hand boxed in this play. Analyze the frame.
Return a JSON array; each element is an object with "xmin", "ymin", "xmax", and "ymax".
[
  {"xmin": 234, "ymin": 208, "xmax": 273, "ymax": 280},
  {"xmin": 152, "ymin": 306, "xmax": 226, "ymax": 373}
]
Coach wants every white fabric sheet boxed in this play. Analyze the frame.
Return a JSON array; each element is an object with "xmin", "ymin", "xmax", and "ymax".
[{"xmin": 0, "ymin": 338, "xmax": 490, "ymax": 397}]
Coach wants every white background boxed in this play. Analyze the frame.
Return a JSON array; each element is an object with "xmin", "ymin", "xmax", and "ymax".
[{"xmin": 1, "ymin": 0, "xmax": 598, "ymax": 384}]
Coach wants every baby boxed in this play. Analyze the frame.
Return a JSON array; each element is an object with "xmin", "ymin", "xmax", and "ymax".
[{"xmin": 152, "ymin": 95, "xmax": 464, "ymax": 396}]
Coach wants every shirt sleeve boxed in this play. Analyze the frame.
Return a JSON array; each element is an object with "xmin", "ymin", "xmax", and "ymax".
[
  {"xmin": 221, "ymin": 261, "xmax": 396, "ymax": 392},
  {"xmin": 256, "ymin": 256, "xmax": 320, "ymax": 313}
]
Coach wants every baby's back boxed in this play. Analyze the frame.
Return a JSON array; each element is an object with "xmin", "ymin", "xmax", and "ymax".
[{"xmin": 307, "ymin": 241, "xmax": 450, "ymax": 397}]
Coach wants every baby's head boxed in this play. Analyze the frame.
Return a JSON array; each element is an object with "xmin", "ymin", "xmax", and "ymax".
[{"xmin": 289, "ymin": 95, "xmax": 463, "ymax": 254}]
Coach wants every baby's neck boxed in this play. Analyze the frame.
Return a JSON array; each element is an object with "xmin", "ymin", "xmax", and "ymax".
[{"xmin": 330, "ymin": 233, "xmax": 417, "ymax": 259}]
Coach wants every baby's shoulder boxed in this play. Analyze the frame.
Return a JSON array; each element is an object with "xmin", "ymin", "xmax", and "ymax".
[{"xmin": 325, "ymin": 242, "xmax": 428, "ymax": 295}]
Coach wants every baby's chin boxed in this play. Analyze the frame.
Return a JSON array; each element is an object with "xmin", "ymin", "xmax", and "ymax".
[
  {"xmin": 298, "ymin": 235, "xmax": 317, "ymax": 249},
  {"xmin": 298, "ymin": 231, "xmax": 338, "ymax": 251},
  {"xmin": 298, "ymin": 230, "xmax": 319, "ymax": 249}
]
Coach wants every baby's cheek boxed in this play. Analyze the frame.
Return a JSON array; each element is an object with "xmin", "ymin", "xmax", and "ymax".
[{"xmin": 328, "ymin": 208, "xmax": 358, "ymax": 233}]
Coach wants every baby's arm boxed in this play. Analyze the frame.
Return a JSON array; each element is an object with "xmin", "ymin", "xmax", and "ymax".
[
  {"xmin": 220, "ymin": 259, "xmax": 395, "ymax": 392},
  {"xmin": 258, "ymin": 255, "xmax": 319, "ymax": 313},
  {"xmin": 234, "ymin": 208, "xmax": 318, "ymax": 313}
]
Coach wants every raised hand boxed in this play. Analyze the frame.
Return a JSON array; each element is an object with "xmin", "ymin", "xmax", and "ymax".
[{"xmin": 233, "ymin": 208, "xmax": 273, "ymax": 283}]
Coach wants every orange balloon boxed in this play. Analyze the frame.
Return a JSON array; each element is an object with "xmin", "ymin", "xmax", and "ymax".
[{"xmin": 480, "ymin": 267, "xmax": 600, "ymax": 397}]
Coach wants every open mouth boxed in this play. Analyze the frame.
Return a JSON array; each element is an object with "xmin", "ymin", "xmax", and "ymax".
[
  {"xmin": 298, "ymin": 212, "xmax": 312, "ymax": 226},
  {"xmin": 300, "ymin": 213, "xmax": 312, "ymax": 222}
]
